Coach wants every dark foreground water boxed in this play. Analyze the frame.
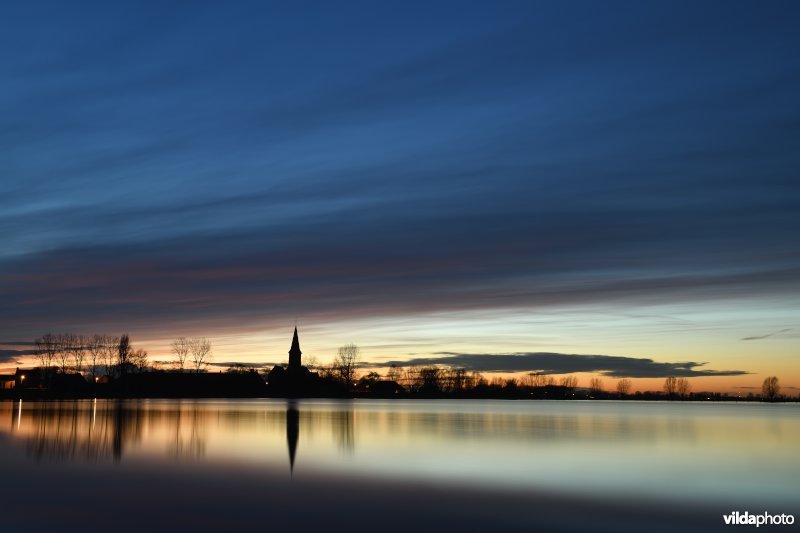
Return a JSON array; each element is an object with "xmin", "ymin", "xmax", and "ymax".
[{"xmin": 0, "ymin": 399, "xmax": 796, "ymax": 532}]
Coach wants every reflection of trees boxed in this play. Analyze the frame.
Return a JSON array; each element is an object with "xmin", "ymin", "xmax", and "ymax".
[
  {"xmin": 332, "ymin": 408, "xmax": 354, "ymax": 454},
  {"xmin": 3, "ymin": 401, "xmax": 713, "ymax": 469},
  {"xmin": 24, "ymin": 401, "xmax": 122, "ymax": 462},
  {"xmin": 348, "ymin": 409, "xmax": 697, "ymax": 445},
  {"xmin": 10, "ymin": 400, "xmax": 208, "ymax": 462},
  {"xmin": 7, "ymin": 401, "xmax": 365, "ymax": 470},
  {"xmin": 167, "ymin": 401, "xmax": 207, "ymax": 460}
]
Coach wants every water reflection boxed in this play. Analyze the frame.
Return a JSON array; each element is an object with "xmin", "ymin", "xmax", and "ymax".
[
  {"xmin": 5, "ymin": 399, "xmax": 313, "ymax": 470},
  {"xmin": 6, "ymin": 398, "xmax": 718, "ymax": 463},
  {"xmin": 1, "ymin": 399, "xmax": 798, "ymax": 509},
  {"xmin": 333, "ymin": 408, "xmax": 354, "ymax": 453},
  {"xmin": 286, "ymin": 402, "xmax": 298, "ymax": 473}
]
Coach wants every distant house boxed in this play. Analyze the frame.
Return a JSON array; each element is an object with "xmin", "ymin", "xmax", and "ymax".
[
  {"xmin": 0, "ymin": 374, "xmax": 14, "ymax": 390},
  {"xmin": 10, "ymin": 368, "xmax": 87, "ymax": 393},
  {"xmin": 0, "ymin": 368, "xmax": 53, "ymax": 391},
  {"xmin": 50, "ymin": 373, "xmax": 90, "ymax": 394},
  {"xmin": 366, "ymin": 380, "xmax": 404, "ymax": 397},
  {"xmin": 15, "ymin": 368, "xmax": 46, "ymax": 390},
  {"xmin": 354, "ymin": 378, "xmax": 404, "ymax": 397}
]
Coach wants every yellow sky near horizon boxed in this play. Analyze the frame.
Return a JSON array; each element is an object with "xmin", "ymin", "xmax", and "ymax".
[{"xmin": 3, "ymin": 299, "xmax": 796, "ymax": 394}]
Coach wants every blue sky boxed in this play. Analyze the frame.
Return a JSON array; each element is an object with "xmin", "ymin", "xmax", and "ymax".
[{"xmin": 1, "ymin": 1, "xmax": 799, "ymax": 390}]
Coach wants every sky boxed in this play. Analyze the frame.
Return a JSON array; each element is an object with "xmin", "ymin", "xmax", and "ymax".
[{"xmin": 1, "ymin": 1, "xmax": 799, "ymax": 393}]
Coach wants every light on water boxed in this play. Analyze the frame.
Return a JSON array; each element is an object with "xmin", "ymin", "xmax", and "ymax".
[{"xmin": 0, "ymin": 399, "xmax": 797, "ymax": 532}]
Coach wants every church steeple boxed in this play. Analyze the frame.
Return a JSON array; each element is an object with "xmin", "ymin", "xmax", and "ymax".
[{"xmin": 288, "ymin": 326, "xmax": 302, "ymax": 371}]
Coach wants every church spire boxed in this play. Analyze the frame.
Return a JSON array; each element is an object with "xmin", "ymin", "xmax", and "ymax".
[{"xmin": 288, "ymin": 326, "xmax": 302, "ymax": 371}]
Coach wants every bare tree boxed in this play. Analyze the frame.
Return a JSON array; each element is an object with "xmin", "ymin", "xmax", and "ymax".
[
  {"xmin": 762, "ymin": 376, "xmax": 781, "ymax": 401},
  {"xmin": 525, "ymin": 372, "xmax": 549, "ymax": 388},
  {"xmin": 56, "ymin": 333, "xmax": 76, "ymax": 373},
  {"xmin": 129, "ymin": 348, "xmax": 149, "ymax": 373},
  {"xmin": 34, "ymin": 333, "xmax": 59, "ymax": 383},
  {"xmin": 664, "ymin": 376, "xmax": 678, "ymax": 396},
  {"xmin": 171, "ymin": 337, "xmax": 190, "ymax": 371},
  {"xmin": 559, "ymin": 375, "xmax": 578, "ymax": 390},
  {"xmin": 448, "ymin": 368, "xmax": 468, "ymax": 392},
  {"xmin": 333, "ymin": 343, "xmax": 361, "ymax": 388},
  {"xmin": 418, "ymin": 366, "xmax": 443, "ymax": 394},
  {"xmin": 402, "ymin": 366, "xmax": 420, "ymax": 392},
  {"xmin": 189, "ymin": 337, "xmax": 212, "ymax": 373},
  {"xmin": 102, "ymin": 335, "xmax": 120, "ymax": 379},
  {"xmin": 676, "ymin": 377, "xmax": 691, "ymax": 398},
  {"xmin": 71, "ymin": 334, "xmax": 87, "ymax": 375},
  {"xmin": 87, "ymin": 334, "xmax": 106, "ymax": 383},
  {"xmin": 386, "ymin": 365, "xmax": 402, "ymax": 383},
  {"xmin": 471, "ymin": 371, "xmax": 487, "ymax": 388},
  {"xmin": 589, "ymin": 377, "xmax": 604, "ymax": 395},
  {"xmin": 616, "ymin": 378, "xmax": 632, "ymax": 396},
  {"xmin": 117, "ymin": 334, "xmax": 132, "ymax": 377}
]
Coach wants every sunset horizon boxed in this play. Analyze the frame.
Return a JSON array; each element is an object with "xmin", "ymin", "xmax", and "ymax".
[
  {"xmin": 1, "ymin": 2, "xmax": 798, "ymax": 531},
  {"xmin": 2, "ymin": 314, "xmax": 796, "ymax": 394}
]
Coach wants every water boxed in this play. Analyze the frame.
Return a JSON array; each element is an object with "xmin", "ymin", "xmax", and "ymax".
[{"xmin": 0, "ymin": 399, "xmax": 797, "ymax": 532}]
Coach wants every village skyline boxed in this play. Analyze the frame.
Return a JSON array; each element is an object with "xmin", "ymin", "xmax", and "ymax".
[
  {"xmin": 3, "ymin": 1, "xmax": 799, "ymax": 396},
  {"xmin": 2, "ymin": 323, "xmax": 793, "ymax": 397},
  {"xmin": 1, "ymin": 2, "xmax": 798, "ymax": 532}
]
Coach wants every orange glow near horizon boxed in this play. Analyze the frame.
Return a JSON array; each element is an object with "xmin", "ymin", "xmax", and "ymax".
[{"xmin": 2, "ymin": 301, "xmax": 797, "ymax": 395}]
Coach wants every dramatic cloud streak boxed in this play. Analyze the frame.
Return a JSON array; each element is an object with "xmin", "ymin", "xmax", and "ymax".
[
  {"xmin": 368, "ymin": 353, "xmax": 749, "ymax": 379},
  {"xmin": 0, "ymin": 350, "xmax": 35, "ymax": 364},
  {"xmin": 0, "ymin": 0, "xmax": 798, "ymax": 385},
  {"xmin": 741, "ymin": 329, "xmax": 792, "ymax": 341}
]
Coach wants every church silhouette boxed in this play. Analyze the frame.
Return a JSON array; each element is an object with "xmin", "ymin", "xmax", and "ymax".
[{"xmin": 268, "ymin": 326, "xmax": 341, "ymax": 397}]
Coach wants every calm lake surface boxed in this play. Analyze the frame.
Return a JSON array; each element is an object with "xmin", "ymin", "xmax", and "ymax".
[{"xmin": 0, "ymin": 399, "xmax": 797, "ymax": 532}]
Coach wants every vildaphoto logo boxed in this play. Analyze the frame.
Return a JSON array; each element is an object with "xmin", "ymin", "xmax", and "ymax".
[{"xmin": 723, "ymin": 512, "xmax": 795, "ymax": 527}]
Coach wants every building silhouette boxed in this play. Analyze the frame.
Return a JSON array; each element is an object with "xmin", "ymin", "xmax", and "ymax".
[
  {"xmin": 267, "ymin": 326, "xmax": 336, "ymax": 397},
  {"xmin": 288, "ymin": 326, "xmax": 302, "ymax": 373}
]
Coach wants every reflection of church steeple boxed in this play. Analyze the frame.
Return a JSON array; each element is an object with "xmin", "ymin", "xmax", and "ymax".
[
  {"xmin": 286, "ymin": 403, "xmax": 299, "ymax": 475},
  {"xmin": 288, "ymin": 326, "xmax": 302, "ymax": 372}
]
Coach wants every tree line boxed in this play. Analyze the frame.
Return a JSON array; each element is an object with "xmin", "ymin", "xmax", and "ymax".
[
  {"xmin": 32, "ymin": 333, "xmax": 215, "ymax": 382},
  {"xmin": 26, "ymin": 336, "xmax": 788, "ymax": 401},
  {"xmin": 327, "ymin": 353, "xmax": 788, "ymax": 402},
  {"xmin": 34, "ymin": 333, "xmax": 148, "ymax": 383}
]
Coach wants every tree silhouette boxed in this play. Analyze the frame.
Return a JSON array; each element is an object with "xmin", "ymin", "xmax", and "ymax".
[
  {"xmin": 676, "ymin": 377, "xmax": 691, "ymax": 398},
  {"xmin": 418, "ymin": 366, "xmax": 443, "ymax": 394},
  {"xmin": 447, "ymin": 368, "xmax": 468, "ymax": 393},
  {"xmin": 589, "ymin": 377, "xmax": 604, "ymax": 396},
  {"xmin": 762, "ymin": 376, "xmax": 781, "ymax": 401},
  {"xmin": 129, "ymin": 348, "xmax": 149, "ymax": 373},
  {"xmin": 333, "ymin": 343, "xmax": 360, "ymax": 389},
  {"xmin": 559, "ymin": 375, "xmax": 578, "ymax": 390},
  {"xmin": 102, "ymin": 336, "xmax": 120, "ymax": 379},
  {"xmin": 117, "ymin": 334, "xmax": 131, "ymax": 378},
  {"xmin": 71, "ymin": 334, "xmax": 87, "ymax": 375},
  {"xmin": 87, "ymin": 334, "xmax": 107, "ymax": 383},
  {"xmin": 34, "ymin": 333, "xmax": 59, "ymax": 385},
  {"xmin": 616, "ymin": 378, "xmax": 632, "ymax": 396},
  {"xmin": 525, "ymin": 372, "xmax": 548, "ymax": 388},
  {"xmin": 171, "ymin": 337, "xmax": 191, "ymax": 371},
  {"xmin": 386, "ymin": 364, "xmax": 402, "ymax": 383},
  {"xmin": 56, "ymin": 333, "xmax": 75, "ymax": 374},
  {"xmin": 189, "ymin": 337, "xmax": 212, "ymax": 373},
  {"xmin": 664, "ymin": 376, "xmax": 678, "ymax": 396}
]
